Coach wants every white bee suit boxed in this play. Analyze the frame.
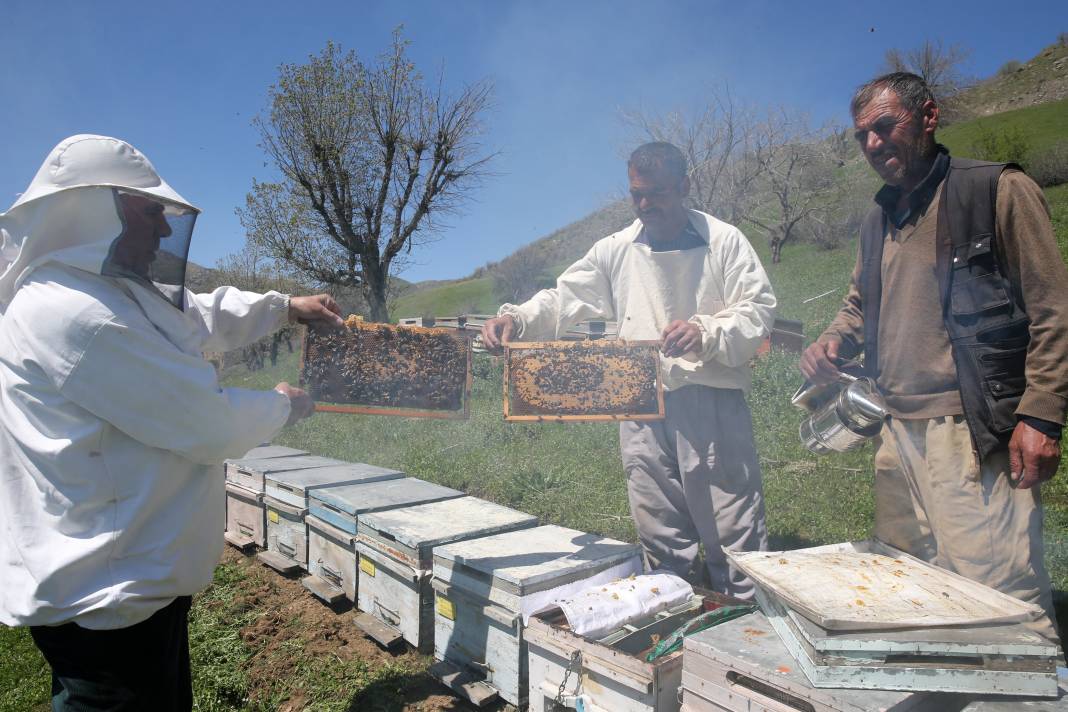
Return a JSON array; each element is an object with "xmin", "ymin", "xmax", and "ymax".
[{"xmin": 0, "ymin": 136, "xmax": 292, "ymax": 629}]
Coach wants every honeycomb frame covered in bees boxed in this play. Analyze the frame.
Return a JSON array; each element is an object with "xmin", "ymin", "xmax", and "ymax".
[
  {"xmin": 503, "ymin": 340, "xmax": 664, "ymax": 422},
  {"xmin": 301, "ymin": 320, "xmax": 472, "ymax": 419}
]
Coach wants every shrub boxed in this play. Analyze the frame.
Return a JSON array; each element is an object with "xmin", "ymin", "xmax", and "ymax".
[
  {"xmin": 1027, "ymin": 140, "xmax": 1068, "ymax": 187},
  {"xmin": 970, "ymin": 122, "xmax": 1032, "ymax": 168},
  {"xmin": 997, "ymin": 59, "xmax": 1023, "ymax": 76}
]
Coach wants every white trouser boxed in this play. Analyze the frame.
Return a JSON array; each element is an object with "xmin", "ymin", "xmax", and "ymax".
[{"xmin": 620, "ymin": 385, "xmax": 767, "ymax": 599}]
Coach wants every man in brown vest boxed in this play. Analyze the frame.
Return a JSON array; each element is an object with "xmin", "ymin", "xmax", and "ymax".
[{"xmin": 800, "ymin": 72, "xmax": 1068, "ymax": 643}]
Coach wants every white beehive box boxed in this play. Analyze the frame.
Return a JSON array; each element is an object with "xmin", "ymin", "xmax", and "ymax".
[
  {"xmin": 431, "ymin": 524, "xmax": 642, "ymax": 707},
  {"xmin": 680, "ymin": 612, "xmax": 944, "ymax": 712},
  {"xmin": 260, "ymin": 496, "xmax": 308, "ymax": 574},
  {"xmin": 224, "ymin": 482, "xmax": 267, "ymax": 550},
  {"xmin": 526, "ymin": 592, "xmax": 747, "ymax": 712},
  {"xmin": 305, "ymin": 514, "xmax": 358, "ymax": 602},
  {"xmin": 225, "ymin": 454, "xmax": 346, "ymax": 492},
  {"xmin": 265, "ymin": 462, "xmax": 404, "ymax": 509},
  {"xmin": 302, "ymin": 477, "xmax": 465, "ymax": 604},
  {"xmin": 354, "ymin": 496, "xmax": 537, "ymax": 651},
  {"xmin": 260, "ymin": 463, "xmax": 405, "ymax": 575},
  {"xmin": 728, "ymin": 541, "xmax": 1059, "ymax": 697}
]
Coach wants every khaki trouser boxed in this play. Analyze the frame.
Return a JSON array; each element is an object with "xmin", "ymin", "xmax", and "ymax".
[
  {"xmin": 874, "ymin": 415, "xmax": 1060, "ymax": 644},
  {"xmin": 620, "ymin": 386, "xmax": 767, "ymax": 599}
]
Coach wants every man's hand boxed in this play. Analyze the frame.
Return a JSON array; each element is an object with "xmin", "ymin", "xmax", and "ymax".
[
  {"xmin": 800, "ymin": 338, "xmax": 842, "ymax": 385},
  {"xmin": 661, "ymin": 320, "xmax": 702, "ymax": 358},
  {"xmin": 289, "ymin": 294, "xmax": 344, "ymax": 328},
  {"xmin": 1008, "ymin": 420, "xmax": 1061, "ymax": 489},
  {"xmin": 274, "ymin": 382, "xmax": 315, "ymax": 427},
  {"xmin": 481, "ymin": 315, "xmax": 516, "ymax": 353}
]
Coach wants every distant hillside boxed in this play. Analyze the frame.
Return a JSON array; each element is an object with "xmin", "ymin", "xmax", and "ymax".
[{"xmin": 958, "ymin": 40, "xmax": 1068, "ymax": 117}]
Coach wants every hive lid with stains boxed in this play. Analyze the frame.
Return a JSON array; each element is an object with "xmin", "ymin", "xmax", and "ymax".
[
  {"xmin": 727, "ymin": 540, "xmax": 1044, "ymax": 630},
  {"xmin": 357, "ymin": 496, "xmax": 538, "ymax": 562},
  {"xmin": 433, "ymin": 524, "xmax": 641, "ymax": 595}
]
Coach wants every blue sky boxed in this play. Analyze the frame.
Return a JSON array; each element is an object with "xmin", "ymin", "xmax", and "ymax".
[{"xmin": 0, "ymin": 1, "xmax": 1061, "ymax": 282}]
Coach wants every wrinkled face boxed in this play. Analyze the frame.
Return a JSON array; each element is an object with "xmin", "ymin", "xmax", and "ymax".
[
  {"xmin": 628, "ymin": 164, "xmax": 688, "ymax": 235},
  {"xmin": 853, "ymin": 88, "xmax": 938, "ymax": 189},
  {"xmin": 113, "ymin": 193, "xmax": 172, "ymax": 277}
]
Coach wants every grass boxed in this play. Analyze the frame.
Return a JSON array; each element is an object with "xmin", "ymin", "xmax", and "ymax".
[
  {"xmin": 939, "ymin": 97, "xmax": 1068, "ymax": 164},
  {"xmin": 392, "ymin": 276, "xmax": 496, "ymax": 321}
]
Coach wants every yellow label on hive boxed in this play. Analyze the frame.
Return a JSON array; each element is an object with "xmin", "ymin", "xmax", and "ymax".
[
  {"xmin": 359, "ymin": 558, "xmax": 376, "ymax": 577},
  {"xmin": 436, "ymin": 596, "xmax": 455, "ymax": 620},
  {"xmin": 268, "ymin": 511, "xmax": 279, "ymax": 524}
]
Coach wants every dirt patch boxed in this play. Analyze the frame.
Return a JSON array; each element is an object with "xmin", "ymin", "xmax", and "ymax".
[{"xmin": 218, "ymin": 547, "xmax": 488, "ymax": 712}]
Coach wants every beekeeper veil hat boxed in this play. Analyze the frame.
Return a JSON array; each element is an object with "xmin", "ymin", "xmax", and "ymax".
[{"xmin": 0, "ymin": 134, "xmax": 200, "ymax": 310}]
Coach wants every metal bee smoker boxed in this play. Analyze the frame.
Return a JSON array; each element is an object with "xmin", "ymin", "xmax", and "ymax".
[{"xmin": 792, "ymin": 371, "xmax": 890, "ymax": 454}]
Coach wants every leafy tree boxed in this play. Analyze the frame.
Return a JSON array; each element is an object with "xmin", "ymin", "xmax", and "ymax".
[{"xmin": 240, "ymin": 31, "xmax": 494, "ymax": 322}]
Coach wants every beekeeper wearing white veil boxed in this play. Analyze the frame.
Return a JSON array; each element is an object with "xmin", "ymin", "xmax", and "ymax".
[{"xmin": 0, "ymin": 135, "xmax": 342, "ymax": 711}]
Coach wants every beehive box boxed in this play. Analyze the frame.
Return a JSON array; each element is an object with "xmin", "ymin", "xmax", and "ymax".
[
  {"xmin": 261, "ymin": 463, "xmax": 406, "ymax": 575},
  {"xmin": 680, "ymin": 612, "xmax": 943, "ymax": 712},
  {"xmin": 503, "ymin": 340, "xmax": 664, "ymax": 422},
  {"xmin": 265, "ymin": 463, "xmax": 404, "ymax": 509},
  {"xmin": 755, "ymin": 582, "xmax": 1059, "ymax": 698},
  {"xmin": 260, "ymin": 496, "xmax": 308, "ymax": 575},
  {"xmin": 354, "ymin": 497, "xmax": 537, "ymax": 651},
  {"xmin": 304, "ymin": 514, "xmax": 358, "ymax": 603},
  {"xmin": 526, "ymin": 591, "xmax": 747, "ymax": 712},
  {"xmin": 727, "ymin": 541, "xmax": 1059, "ymax": 697},
  {"xmin": 303, "ymin": 477, "xmax": 465, "ymax": 604},
  {"xmin": 224, "ymin": 454, "xmax": 347, "ymax": 492},
  {"xmin": 224, "ymin": 482, "xmax": 267, "ymax": 550},
  {"xmin": 431, "ymin": 525, "xmax": 642, "ymax": 707},
  {"xmin": 301, "ymin": 320, "xmax": 472, "ymax": 419}
]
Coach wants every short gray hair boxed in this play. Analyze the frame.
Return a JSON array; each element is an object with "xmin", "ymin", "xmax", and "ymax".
[
  {"xmin": 851, "ymin": 72, "xmax": 936, "ymax": 120},
  {"xmin": 628, "ymin": 142, "xmax": 687, "ymax": 183}
]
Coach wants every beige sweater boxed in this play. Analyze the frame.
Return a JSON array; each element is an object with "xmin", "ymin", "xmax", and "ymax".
[
  {"xmin": 499, "ymin": 209, "xmax": 776, "ymax": 392},
  {"xmin": 821, "ymin": 170, "xmax": 1068, "ymax": 424}
]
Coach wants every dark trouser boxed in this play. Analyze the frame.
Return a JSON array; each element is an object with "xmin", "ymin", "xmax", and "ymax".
[{"xmin": 29, "ymin": 596, "xmax": 193, "ymax": 712}]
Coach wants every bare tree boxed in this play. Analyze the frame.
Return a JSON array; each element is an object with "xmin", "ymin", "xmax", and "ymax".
[
  {"xmin": 492, "ymin": 248, "xmax": 553, "ymax": 304},
  {"xmin": 883, "ymin": 40, "xmax": 972, "ymax": 104},
  {"xmin": 622, "ymin": 89, "xmax": 763, "ymax": 225},
  {"xmin": 743, "ymin": 112, "xmax": 844, "ymax": 263},
  {"xmin": 626, "ymin": 97, "xmax": 844, "ymax": 264},
  {"xmin": 239, "ymin": 31, "xmax": 495, "ymax": 322}
]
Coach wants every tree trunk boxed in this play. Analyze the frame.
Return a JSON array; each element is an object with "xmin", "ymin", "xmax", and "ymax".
[{"xmin": 771, "ymin": 239, "xmax": 782, "ymax": 263}]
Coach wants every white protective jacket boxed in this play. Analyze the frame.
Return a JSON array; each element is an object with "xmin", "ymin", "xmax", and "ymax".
[
  {"xmin": 0, "ymin": 136, "xmax": 292, "ymax": 629},
  {"xmin": 500, "ymin": 210, "xmax": 776, "ymax": 392}
]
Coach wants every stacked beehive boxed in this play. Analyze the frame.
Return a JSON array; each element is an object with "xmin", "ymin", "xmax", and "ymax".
[{"xmin": 222, "ymin": 445, "xmax": 641, "ymax": 709}]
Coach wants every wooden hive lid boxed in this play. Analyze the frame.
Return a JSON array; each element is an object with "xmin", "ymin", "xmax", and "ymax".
[
  {"xmin": 358, "ymin": 496, "xmax": 538, "ymax": 550},
  {"xmin": 310, "ymin": 476, "xmax": 464, "ymax": 516},
  {"xmin": 265, "ymin": 462, "xmax": 404, "ymax": 490},
  {"xmin": 226, "ymin": 454, "xmax": 348, "ymax": 475},
  {"xmin": 231, "ymin": 445, "xmax": 309, "ymax": 462}
]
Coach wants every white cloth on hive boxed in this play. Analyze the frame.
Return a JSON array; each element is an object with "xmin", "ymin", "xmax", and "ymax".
[
  {"xmin": 521, "ymin": 556, "xmax": 643, "ymax": 625},
  {"xmin": 555, "ymin": 572, "xmax": 694, "ymax": 640}
]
